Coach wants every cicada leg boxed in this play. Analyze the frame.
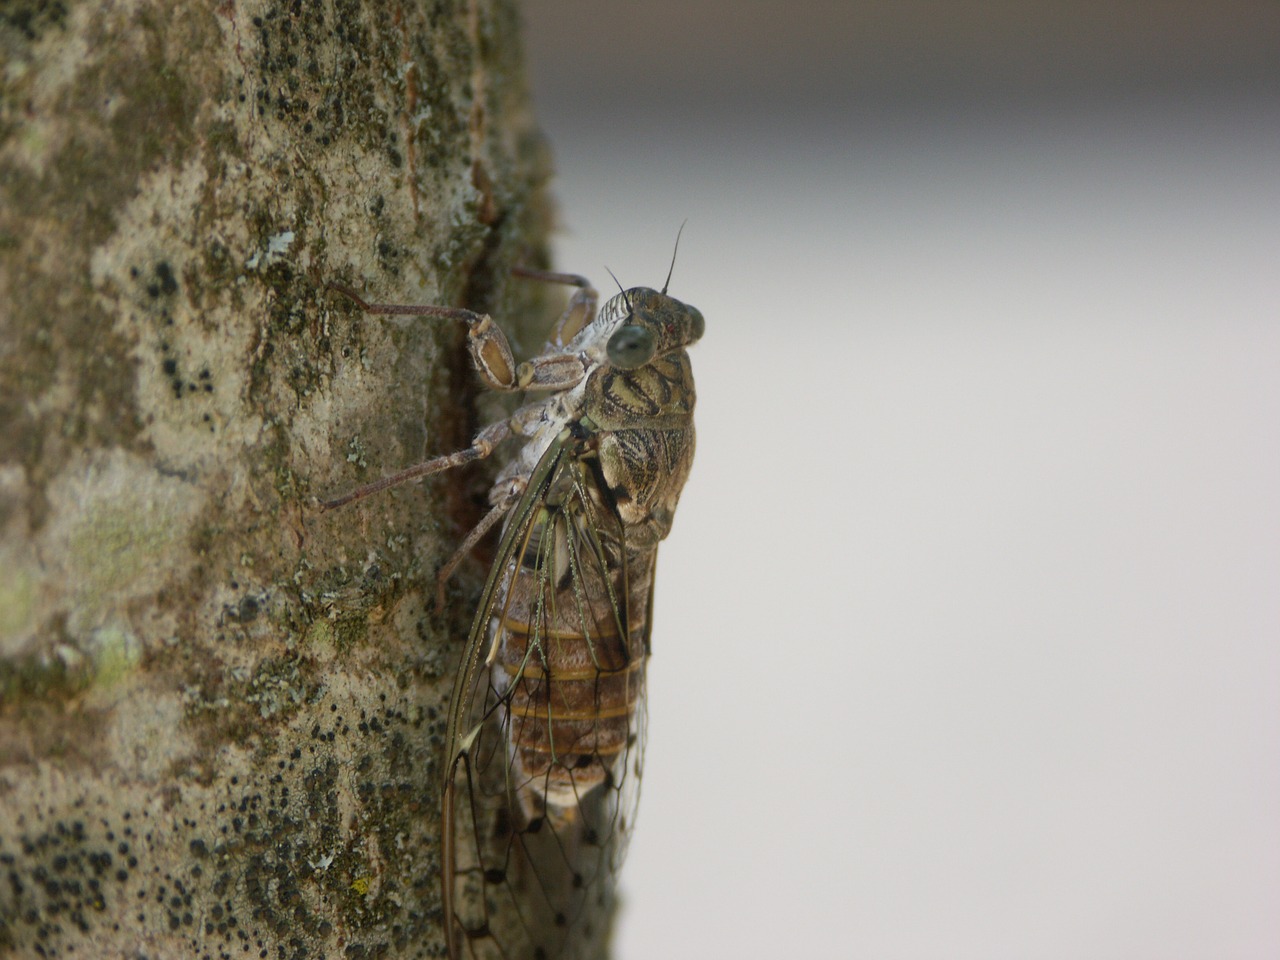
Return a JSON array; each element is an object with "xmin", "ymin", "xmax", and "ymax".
[
  {"xmin": 511, "ymin": 266, "xmax": 598, "ymax": 349},
  {"xmin": 326, "ymin": 281, "xmax": 520, "ymax": 391},
  {"xmin": 318, "ymin": 282, "xmax": 592, "ymax": 618},
  {"xmin": 315, "ymin": 415, "xmax": 514, "ymax": 511},
  {"xmin": 434, "ymin": 476, "xmax": 527, "ymax": 611}
]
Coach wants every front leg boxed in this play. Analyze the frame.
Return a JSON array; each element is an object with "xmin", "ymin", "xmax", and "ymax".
[
  {"xmin": 511, "ymin": 266, "xmax": 599, "ymax": 349},
  {"xmin": 328, "ymin": 279, "xmax": 593, "ymax": 393},
  {"xmin": 327, "ymin": 282, "xmax": 519, "ymax": 392}
]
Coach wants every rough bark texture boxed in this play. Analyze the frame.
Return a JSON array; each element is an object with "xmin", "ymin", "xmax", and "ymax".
[{"xmin": 0, "ymin": 0, "xmax": 554, "ymax": 956}]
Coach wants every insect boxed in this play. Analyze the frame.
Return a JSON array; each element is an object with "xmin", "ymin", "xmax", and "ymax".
[{"xmin": 322, "ymin": 255, "xmax": 703, "ymax": 959}]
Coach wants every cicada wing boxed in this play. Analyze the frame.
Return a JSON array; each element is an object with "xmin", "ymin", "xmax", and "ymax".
[{"xmin": 443, "ymin": 435, "xmax": 650, "ymax": 960}]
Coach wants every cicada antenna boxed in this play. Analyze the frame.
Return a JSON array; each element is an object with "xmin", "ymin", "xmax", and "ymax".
[
  {"xmin": 661, "ymin": 220, "xmax": 687, "ymax": 295},
  {"xmin": 604, "ymin": 267, "xmax": 633, "ymax": 313}
]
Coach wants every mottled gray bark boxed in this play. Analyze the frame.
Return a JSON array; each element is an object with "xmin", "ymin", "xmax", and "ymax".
[{"xmin": 0, "ymin": 0, "xmax": 553, "ymax": 956}]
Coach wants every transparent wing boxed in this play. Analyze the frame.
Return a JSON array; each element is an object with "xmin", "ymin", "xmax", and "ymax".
[{"xmin": 443, "ymin": 430, "xmax": 650, "ymax": 960}]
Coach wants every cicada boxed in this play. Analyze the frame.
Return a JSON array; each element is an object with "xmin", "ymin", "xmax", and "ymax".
[{"xmin": 323, "ymin": 260, "xmax": 703, "ymax": 959}]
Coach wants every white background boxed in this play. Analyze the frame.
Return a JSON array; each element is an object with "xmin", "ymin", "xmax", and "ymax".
[{"xmin": 522, "ymin": 6, "xmax": 1280, "ymax": 957}]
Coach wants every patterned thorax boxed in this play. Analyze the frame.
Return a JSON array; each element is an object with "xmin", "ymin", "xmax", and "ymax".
[{"xmin": 583, "ymin": 289, "xmax": 699, "ymax": 551}]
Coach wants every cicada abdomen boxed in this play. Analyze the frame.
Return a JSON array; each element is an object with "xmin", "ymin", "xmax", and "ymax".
[
  {"xmin": 497, "ymin": 504, "xmax": 650, "ymax": 824},
  {"xmin": 445, "ymin": 452, "xmax": 653, "ymax": 958}
]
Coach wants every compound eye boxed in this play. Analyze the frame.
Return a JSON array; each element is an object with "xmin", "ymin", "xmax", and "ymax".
[
  {"xmin": 687, "ymin": 306, "xmax": 705, "ymax": 341},
  {"xmin": 607, "ymin": 323, "xmax": 656, "ymax": 368}
]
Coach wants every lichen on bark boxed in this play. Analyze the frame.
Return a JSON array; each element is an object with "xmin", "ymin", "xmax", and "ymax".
[{"xmin": 0, "ymin": 0, "xmax": 554, "ymax": 955}]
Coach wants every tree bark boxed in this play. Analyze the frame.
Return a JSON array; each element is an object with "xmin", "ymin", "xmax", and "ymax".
[{"xmin": 0, "ymin": 1, "xmax": 553, "ymax": 956}]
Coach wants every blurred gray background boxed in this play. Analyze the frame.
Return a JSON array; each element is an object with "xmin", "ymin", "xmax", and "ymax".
[{"xmin": 520, "ymin": 4, "xmax": 1280, "ymax": 958}]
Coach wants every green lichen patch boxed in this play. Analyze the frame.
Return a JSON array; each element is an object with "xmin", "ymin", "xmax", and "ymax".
[
  {"xmin": 42, "ymin": 450, "xmax": 204, "ymax": 636},
  {"xmin": 85, "ymin": 623, "xmax": 142, "ymax": 689},
  {"xmin": 0, "ymin": 558, "xmax": 37, "ymax": 645}
]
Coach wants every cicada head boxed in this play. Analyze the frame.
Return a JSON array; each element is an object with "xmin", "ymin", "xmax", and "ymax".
[{"xmin": 592, "ymin": 287, "xmax": 704, "ymax": 370}]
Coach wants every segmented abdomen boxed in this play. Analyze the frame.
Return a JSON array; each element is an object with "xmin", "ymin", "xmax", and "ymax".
[{"xmin": 492, "ymin": 550, "xmax": 651, "ymax": 820}]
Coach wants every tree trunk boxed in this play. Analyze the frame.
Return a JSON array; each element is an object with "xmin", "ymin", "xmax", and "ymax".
[{"xmin": 0, "ymin": 1, "xmax": 554, "ymax": 956}]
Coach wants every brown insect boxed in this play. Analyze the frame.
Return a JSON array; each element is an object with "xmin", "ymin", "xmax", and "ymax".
[{"xmin": 323, "ymin": 257, "xmax": 703, "ymax": 959}]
